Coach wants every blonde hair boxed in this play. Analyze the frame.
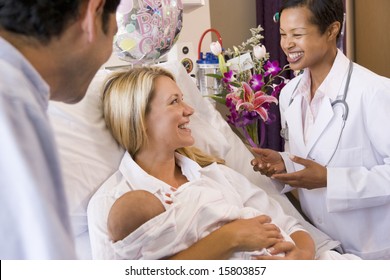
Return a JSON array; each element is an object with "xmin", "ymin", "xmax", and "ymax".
[{"xmin": 102, "ymin": 66, "xmax": 224, "ymax": 167}]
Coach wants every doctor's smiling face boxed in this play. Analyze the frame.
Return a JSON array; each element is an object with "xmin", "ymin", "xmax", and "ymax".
[
  {"xmin": 279, "ymin": 6, "xmax": 340, "ymax": 72},
  {"xmin": 145, "ymin": 76, "xmax": 195, "ymax": 152}
]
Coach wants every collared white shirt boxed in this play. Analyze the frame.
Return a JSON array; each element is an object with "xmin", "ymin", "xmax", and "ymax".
[
  {"xmin": 293, "ymin": 62, "xmax": 350, "ymax": 144},
  {"xmin": 0, "ymin": 37, "xmax": 75, "ymax": 259}
]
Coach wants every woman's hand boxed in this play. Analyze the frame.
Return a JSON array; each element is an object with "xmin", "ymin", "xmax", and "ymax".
[
  {"xmin": 252, "ymin": 241, "xmax": 314, "ymax": 260},
  {"xmin": 221, "ymin": 215, "xmax": 285, "ymax": 253},
  {"xmin": 251, "ymin": 148, "xmax": 286, "ymax": 177},
  {"xmin": 253, "ymin": 231, "xmax": 316, "ymax": 260},
  {"xmin": 167, "ymin": 214, "xmax": 284, "ymax": 260},
  {"xmin": 163, "ymin": 187, "xmax": 178, "ymax": 204}
]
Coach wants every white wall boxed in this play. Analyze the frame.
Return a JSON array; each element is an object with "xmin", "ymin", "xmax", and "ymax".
[
  {"xmin": 179, "ymin": 0, "xmax": 212, "ymax": 50},
  {"xmin": 209, "ymin": 0, "xmax": 257, "ymax": 50}
]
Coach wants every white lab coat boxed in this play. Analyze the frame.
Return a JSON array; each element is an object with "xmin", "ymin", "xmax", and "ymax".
[{"xmin": 279, "ymin": 50, "xmax": 390, "ymax": 259}]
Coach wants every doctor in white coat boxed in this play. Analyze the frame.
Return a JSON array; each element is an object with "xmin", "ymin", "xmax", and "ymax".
[{"xmin": 251, "ymin": 0, "xmax": 390, "ymax": 259}]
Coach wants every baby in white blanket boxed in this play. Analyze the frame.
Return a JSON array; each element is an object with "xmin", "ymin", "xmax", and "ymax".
[{"xmin": 107, "ymin": 184, "xmax": 292, "ymax": 260}]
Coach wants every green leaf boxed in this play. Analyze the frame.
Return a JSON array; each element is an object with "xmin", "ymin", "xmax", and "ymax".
[
  {"xmin": 229, "ymin": 81, "xmax": 242, "ymax": 88},
  {"xmin": 206, "ymin": 73, "xmax": 223, "ymax": 79},
  {"xmin": 207, "ymin": 95, "xmax": 226, "ymax": 105}
]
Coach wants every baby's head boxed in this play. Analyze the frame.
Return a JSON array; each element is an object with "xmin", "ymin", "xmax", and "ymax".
[{"xmin": 107, "ymin": 190, "xmax": 165, "ymax": 242}]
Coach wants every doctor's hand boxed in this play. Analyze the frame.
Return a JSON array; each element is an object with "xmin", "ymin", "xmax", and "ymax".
[
  {"xmin": 271, "ymin": 155, "xmax": 327, "ymax": 189},
  {"xmin": 250, "ymin": 148, "xmax": 286, "ymax": 177}
]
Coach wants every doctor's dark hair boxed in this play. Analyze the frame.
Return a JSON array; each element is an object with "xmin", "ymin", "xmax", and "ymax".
[
  {"xmin": 102, "ymin": 67, "xmax": 224, "ymax": 167},
  {"xmin": 0, "ymin": 0, "xmax": 120, "ymax": 44},
  {"xmin": 280, "ymin": 0, "xmax": 344, "ymax": 41}
]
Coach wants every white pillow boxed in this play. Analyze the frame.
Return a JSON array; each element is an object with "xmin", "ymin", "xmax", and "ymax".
[{"xmin": 48, "ymin": 70, "xmax": 124, "ymax": 236}]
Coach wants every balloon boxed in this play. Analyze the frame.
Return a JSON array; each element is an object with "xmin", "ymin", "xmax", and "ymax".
[{"xmin": 114, "ymin": 0, "xmax": 184, "ymax": 64}]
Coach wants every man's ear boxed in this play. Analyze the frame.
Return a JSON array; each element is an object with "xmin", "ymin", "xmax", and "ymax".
[
  {"xmin": 328, "ymin": 21, "xmax": 341, "ymax": 41},
  {"xmin": 81, "ymin": 0, "xmax": 105, "ymax": 42}
]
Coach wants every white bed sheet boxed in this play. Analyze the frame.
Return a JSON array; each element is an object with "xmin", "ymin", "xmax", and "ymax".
[{"xmin": 49, "ymin": 61, "xmax": 340, "ymax": 259}]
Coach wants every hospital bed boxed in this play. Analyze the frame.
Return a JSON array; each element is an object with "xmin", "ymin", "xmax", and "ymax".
[{"xmin": 48, "ymin": 61, "xmax": 340, "ymax": 259}]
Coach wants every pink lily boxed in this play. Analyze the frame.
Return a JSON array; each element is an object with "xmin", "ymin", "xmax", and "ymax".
[
  {"xmin": 236, "ymin": 82, "xmax": 278, "ymax": 121},
  {"xmin": 226, "ymin": 90, "xmax": 241, "ymax": 105}
]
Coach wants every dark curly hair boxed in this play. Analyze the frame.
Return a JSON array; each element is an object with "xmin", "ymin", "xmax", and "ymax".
[{"xmin": 0, "ymin": 0, "xmax": 120, "ymax": 44}]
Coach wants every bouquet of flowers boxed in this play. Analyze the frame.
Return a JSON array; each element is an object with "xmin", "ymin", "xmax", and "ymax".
[{"xmin": 208, "ymin": 25, "xmax": 289, "ymax": 148}]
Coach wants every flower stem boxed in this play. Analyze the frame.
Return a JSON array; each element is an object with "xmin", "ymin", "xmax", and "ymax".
[
  {"xmin": 259, "ymin": 120, "xmax": 266, "ymax": 148},
  {"xmin": 242, "ymin": 126, "xmax": 258, "ymax": 148},
  {"xmin": 241, "ymin": 122, "xmax": 260, "ymax": 148}
]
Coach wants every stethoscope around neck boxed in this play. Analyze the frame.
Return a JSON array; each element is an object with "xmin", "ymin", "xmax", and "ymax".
[{"xmin": 280, "ymin": 60, "xmax": 353, "ymax": 166}]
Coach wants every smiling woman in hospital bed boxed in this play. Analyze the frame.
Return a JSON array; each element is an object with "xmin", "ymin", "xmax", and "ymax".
[
  {"xmin": 94, "ymin": 66, "xmax": 314, "ymax": 260},
  {"xmin": 48, "ymin": 61, "xmax": 358, "ymax": 260}
]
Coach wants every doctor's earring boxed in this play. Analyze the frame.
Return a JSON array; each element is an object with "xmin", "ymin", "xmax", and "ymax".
[{"xmin": 273, "ymin": 12, "xmax": 280, "ymax": 23}]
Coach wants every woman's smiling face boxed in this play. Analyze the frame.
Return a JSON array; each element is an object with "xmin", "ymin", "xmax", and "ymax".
[{"xmin": 145, "ymin": 76, "xmax": 195, "ymax": 152}]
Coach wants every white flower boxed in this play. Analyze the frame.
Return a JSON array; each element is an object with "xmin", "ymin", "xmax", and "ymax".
[
  {"xmin": 253, "ymin": 45, "xmax": 266, "ymax": 60},
  {"xmin": 210, "ymin": 41, "xmax": 222, "ymax": 56}
]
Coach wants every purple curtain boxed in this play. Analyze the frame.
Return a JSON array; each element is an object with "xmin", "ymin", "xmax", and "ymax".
[{"xmin": 256, "ymin": 0, "xmax": 287, "ymax": 151}]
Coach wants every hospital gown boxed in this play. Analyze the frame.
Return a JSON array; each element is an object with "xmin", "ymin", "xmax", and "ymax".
[
  {"xmin": 110, "ymin": 177, "xmax": 293, "ymax": 259},
  {"xmin": 88, "ymin": 151, "xmax": 305, "ymax": 259}
]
